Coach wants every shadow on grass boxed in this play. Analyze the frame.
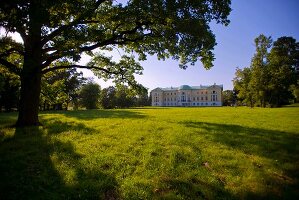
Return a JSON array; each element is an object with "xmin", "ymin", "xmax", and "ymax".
[
  {"xmin": 181, "ymin": 121, "xmax": 299, "ymax": 199},
  {"xmin": 57, "ymin": 109, "xmax": 148, "ymax": 120},
  {"xmin": 42, "ymin": 119, "xmax": 97, "ymax": 135},
  {"xmin": 153, "ymin": 177, "xmax": 235, "ymax": 200},
  {"xmin": 0, "ymin": 126, "xmax": 120, "ymax": 200}
]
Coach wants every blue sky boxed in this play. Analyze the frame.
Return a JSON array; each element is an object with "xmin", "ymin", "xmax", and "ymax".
[
  {"xmin": 131, "ymin": 0, "xmax": 299, "ymax": 91},
  {"xmin": 85, "ymin": 0, "xmax": 299, "ymax": 91}
]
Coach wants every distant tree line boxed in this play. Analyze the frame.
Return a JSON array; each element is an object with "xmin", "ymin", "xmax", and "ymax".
[
  {"xmin": 231, "ymin": 35, "xmax": 299, "ymax": 107},
  {"xmin": 0, "ymin": 67, "xmax": 150, "ymax": 111}
]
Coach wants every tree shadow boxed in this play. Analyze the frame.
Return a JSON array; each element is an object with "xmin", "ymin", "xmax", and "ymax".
[
  {"xmin": 0, "ymin": 126, "xmax": 120, "ymax": 200},
  {"xmin": 42, "ymin": 118, "xmax": 97, "ymax": 135},
  {"xmin": 180, "ymin": 121, "xmax": 299, "ymax": 199},
  {"xmin": 154, "ymin": 178, "xmax": 236, "ymax": 200},
  {"xmin": 56, "ymin": 109, "xmax": 148, "ymax": 120}
]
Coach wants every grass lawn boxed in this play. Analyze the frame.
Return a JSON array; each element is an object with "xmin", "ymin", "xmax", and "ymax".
[{"xmin": 0, "ymin": 107, "xmax": 299, "ymax": 199}]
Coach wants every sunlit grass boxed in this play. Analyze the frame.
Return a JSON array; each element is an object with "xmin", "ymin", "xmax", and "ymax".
[{"xmin": 0, "ymin": 107, "xmax": 299, "ymax": 199}]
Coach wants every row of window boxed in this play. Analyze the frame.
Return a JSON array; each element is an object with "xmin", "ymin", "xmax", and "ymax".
[
  {"xmin": 163, "ymin": 96, "xmax": 217, "ymax": 102},
  {"xmin": 154, "ymin": 90, "xmax": 218, "ymax": 96},
  {"xmin": 163, "ymin": 102, "xmax": 219, "ymax": 106}
]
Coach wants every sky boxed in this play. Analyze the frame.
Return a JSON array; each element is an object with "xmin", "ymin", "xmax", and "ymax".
[
  {"xmin": 3, "ymin": 0, "xmax": 299, "ymax": 91},
  {"xmin": 79, "ymin": 0, "xmax": 299, "ymax": 91}
]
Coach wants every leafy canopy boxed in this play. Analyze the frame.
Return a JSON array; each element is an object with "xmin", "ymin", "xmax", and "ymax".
[
  {"xmin": 0, "ymin": 0, "xmax": 231, "ymax": 85},
  {"xmin": 233, "ymin": 35, "xmax": 299, "ymax": 107}
]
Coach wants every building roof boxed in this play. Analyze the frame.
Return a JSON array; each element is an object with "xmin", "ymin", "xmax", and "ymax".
[
  {"xmin": 152, "ymin": 84, "xmax": 223, "ymax": 92},
  {"xmin": 179, "ymin": 85, "xmax": 192, "ymax": 90}
]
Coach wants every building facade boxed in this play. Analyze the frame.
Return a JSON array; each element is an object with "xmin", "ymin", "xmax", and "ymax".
[{"xmin": 151, "ymin": 84, "xmax": 223, "ymax": 107}]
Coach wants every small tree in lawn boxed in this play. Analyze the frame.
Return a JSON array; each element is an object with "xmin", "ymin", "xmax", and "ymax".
[{"xmin": 0, "ymin": 0, "xmax": 231, "ymax": 126}]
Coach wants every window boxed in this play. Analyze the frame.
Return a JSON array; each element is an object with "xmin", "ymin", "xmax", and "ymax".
[
  {"xmin": 193, "ymin": 97, "xmax": 195, "ymax": 101},
  {"xmin": 171, "ymin": 93, "xmax": 172, "ymax": 95},
  {"xmin": 174, "ymin": 93, "xmax": 176, "ymax": 95},
  {"xmin": 206, "ymin": 97, "xmax": 208, "ymax": 100},
  {"xmin": 201, "ymin": 97, "xmax": 203, "ymax": 101},
  {"xmin": 197, "ymin": 97, "xmax": 199, "ymax": 101}
]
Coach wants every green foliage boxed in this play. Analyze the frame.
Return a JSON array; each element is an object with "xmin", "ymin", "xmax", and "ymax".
[
  {"xmin": 40, "ymin": 68, "xmax": 86, "ymax": 110},
  {"xmin": 0, "ymin": 0, "xmax": 232, "ymax": 77},
  {"xmin": 0, "ymin": 67, "xmax": 20, "ymax": 111},
  {"xmin": 267, "ymin": 37, "xmax": 298, "ymax": 106},
  {"xmin": 99, "ymin": 84, "xmax": 149, "ymax": 109},
  {"xmin": 1, "ymin": 107, "xmax": 299, "ymax": 199},
  {"xmin": 222, "ymin": 90, "xmax": 235, "ymax": 106},
  {"xmin": 1, "ymin": 0, "xmax": 231, "ymax": 125},
  {"xmin": 99, "ymin": 86, "xmax": 117, "ymax": 109},
  {"xmin": 233, "ymin": 35, "xmax": 299, "ymax": 107},
  {"xmin": 79, "ymin": 81, "xmax": 101, "ymax": 109}
]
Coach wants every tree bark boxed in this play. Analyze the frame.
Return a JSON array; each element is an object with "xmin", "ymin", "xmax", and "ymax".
[
  {"xmin": 16, "ymin": 1, "xmax": 43, "ymax": 127},
  {"xmin": 16, "ymin": 66, "xmax": 42, "ymax": 126},
  {"xmin": 16, "ymin": 40, "xmax": 42, "ymax": 126}
]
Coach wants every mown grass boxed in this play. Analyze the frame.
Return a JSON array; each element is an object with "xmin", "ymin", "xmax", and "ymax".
[{"xmin": 0, "ymin": 107, "xmax": 299, "ymax": 199}]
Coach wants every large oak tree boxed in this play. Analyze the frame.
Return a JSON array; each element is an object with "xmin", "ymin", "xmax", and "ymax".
[{"xmin": 0, "ymin": 0, "xmax": 231, "ymax": 126}]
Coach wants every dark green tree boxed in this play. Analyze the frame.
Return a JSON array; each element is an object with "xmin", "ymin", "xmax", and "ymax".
[
  {"xmin": 0, "ymin": 0, "xmax": 231, "ymax": 126},
  {"xmin": 79, "ymin": 81, "xmax": 101, "ymax": 109},
  {"xmin": 114, "ymin": 84, "xmax": 135, "ymax": 108},
  {"xmin": 40, "ymin": 68, "xmax": 86, "ymax": 110},
  {"xmin": 0, "ymin": 36, "xmax": 22, "ymax": 111},
  {"xmin": 233, "ymin": 35, "xmax": 299, "ymax": 107},
  {"xmin": 222, "ymin": 90, "xmax": 234, "ymax": 106},
  {"xmin": 267, "ymin": 37, "xmax": 299, "ymax": 106},
  {"xmin": 134, "ymin": 84, "xmax": 149, "ymax": 107},
  {"xmin": 233, "ymin": 67, "xmax": 254, "ymax": 107},
  {"xmin": 0, "ymin": 67, "xmax": 20, "ymax": 111},
  {"xmin": 248, "ymin": 34, "xmax": 272, "ymax": 107},
  {"xmin": 99, "ymin": 86, "xmax": 116, "ymax": 109}
]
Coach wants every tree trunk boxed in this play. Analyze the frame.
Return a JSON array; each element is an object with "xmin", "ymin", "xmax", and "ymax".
[
  {"xmin": 16, "ymin": 1, "xmax": 43, "ymax": 127},
  {"xmin": 16, "ymin": 67, "xmax": 42, "ymax": 126}
]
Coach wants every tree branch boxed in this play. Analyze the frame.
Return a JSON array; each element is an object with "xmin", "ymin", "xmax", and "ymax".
[
  {"xmin": 41, "ymin": 0, "xmax": 107, "ymax": 45},
  {"xmin": 42, "ymin": 64, "xmax": 114, "ymax": 75},
  {"xmin": 0, "ymin": 47, "xmax": 24, "ymax": 57},
  {"xmin": 41, "ymin": 31, "xmax": 152, "ymax": 69},
  {"xmin": 0, "ymin": 58, "xmax": 21, "ymax": 75},
  {"xmin": 79, "ymin": 24, "xmax": 151, "ymax": 52}
]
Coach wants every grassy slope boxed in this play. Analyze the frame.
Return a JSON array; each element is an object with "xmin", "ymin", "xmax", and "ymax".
[{"xmin": 0, "ymin": 107, "xmax": 298, "ymax": 199}]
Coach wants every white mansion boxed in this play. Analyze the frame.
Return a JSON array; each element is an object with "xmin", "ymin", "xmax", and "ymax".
[{"xmin": 151, "ymin": 84, "xmax": 223, "ymax": 107}]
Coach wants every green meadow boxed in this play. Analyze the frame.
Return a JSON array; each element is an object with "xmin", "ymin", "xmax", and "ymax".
[{"xmin": 0, "ymin": 107, "xmax": 299, "ymax": 199}]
